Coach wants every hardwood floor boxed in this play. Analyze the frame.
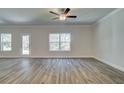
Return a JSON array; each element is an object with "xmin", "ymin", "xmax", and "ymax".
[{"xmin": 0, "ymin": 58, "xmax": 124, "ymax": 84}]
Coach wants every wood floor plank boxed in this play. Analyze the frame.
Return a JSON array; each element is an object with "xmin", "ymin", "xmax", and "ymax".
[{"xmin": 0, "ymin": 58, "xmax": 124, "ymax": 84}]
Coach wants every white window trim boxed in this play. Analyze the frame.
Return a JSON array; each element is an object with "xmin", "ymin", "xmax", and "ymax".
[
  {"xmin": 49, "ymin": 33, "xmax": 71, "ymax": 51},
  {"xmin": 0, "ymin": 33, "xmax": 12, "ymax": 52}
]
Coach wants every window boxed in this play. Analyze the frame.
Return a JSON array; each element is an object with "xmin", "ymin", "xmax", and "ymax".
[
  {"xmin": 22, "ymin": 35, "xmax": 30, "ymax": 55},
  {"xmin": 1, "ymin": 33, "xmax": 12, "ymax": 51},
  {"xmin": 49, "ymin": 33, "xmax": 71, "ymax": 51}
]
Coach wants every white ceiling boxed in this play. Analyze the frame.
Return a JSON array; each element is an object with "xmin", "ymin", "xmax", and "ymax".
[{"xmin": 0, "ymin": 8, "xmax": 116, "ymax": 25}]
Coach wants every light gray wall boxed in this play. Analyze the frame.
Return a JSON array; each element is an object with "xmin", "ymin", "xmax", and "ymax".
[
  {"xmin": 0, "ymin": 25, "xmax": 93, "ymax": 58},
  {"xmin": 92, "ymin": 9, "xmax": 124, "ymax": 71}
]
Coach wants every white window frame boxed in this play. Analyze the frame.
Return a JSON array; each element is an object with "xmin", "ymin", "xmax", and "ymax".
[
  {"xmin": 1, "ymin": 33, "xmax": 12, "ymax": 51},
  {"xmin": 22, "ymin": 34, "xmax": 30, "ymax": 55},
  {"xmin": 49, "ymin": 33, "xmax": 71, "ymax": 51}
]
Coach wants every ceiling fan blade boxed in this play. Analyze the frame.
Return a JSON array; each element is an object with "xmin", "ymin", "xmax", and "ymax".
[
  {"xmin": 64, "ymin": 8, "xmax": 70, "ymax": 14},
  {"xmin": 49, "ymin": 11, "xmax": 59, "ymax": 16},
  {"xmin": 52, "ymin": 17, "xmax": 59, "ymax": 20},
  {"xmin": 67, "ymin": 16, "xmax": 77, "ymax": 18}
]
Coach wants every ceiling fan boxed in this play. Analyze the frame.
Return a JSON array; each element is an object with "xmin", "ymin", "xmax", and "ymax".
[{"xmin": 49, "ymin": 8, "xmax": 77, "ymax": 21}]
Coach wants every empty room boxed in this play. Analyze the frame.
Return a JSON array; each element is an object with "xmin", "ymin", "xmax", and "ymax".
[{"xmin": 0, "ymin": 8, "xmax": 124, "ymax": 84}]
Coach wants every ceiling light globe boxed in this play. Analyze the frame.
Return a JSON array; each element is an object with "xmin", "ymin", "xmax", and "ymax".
[{"xmin": 59, "ymin": 14, "xmax": 66, "ymax": 20}]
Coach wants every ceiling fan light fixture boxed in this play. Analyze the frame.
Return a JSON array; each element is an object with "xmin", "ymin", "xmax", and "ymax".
[
  {"xmin": 59, "ymin": 14, "xmax": 66, "ymax": 20},
  {"xmin": 49, "ymin": 8, "xmax": 76, "ymax": 21}
]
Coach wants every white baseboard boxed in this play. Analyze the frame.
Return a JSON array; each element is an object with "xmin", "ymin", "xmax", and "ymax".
[
  {"xmin": 94, "ymin": 56, "xmax": 124, "ymax": 72},
  {"xmin": 0, "ymin": 56, "xmax": 94, "ymax": 58}
]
